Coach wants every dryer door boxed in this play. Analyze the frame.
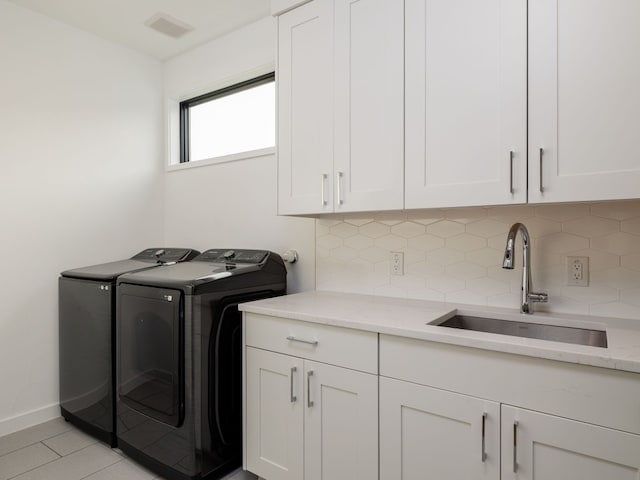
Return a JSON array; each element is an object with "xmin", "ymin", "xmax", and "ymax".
[{"xmin": 118, "ymin": 284, "xmax": 184, "ymax": 427}]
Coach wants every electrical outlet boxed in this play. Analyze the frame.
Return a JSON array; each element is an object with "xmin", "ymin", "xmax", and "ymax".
[
  {"xmin": 390, "ymin": 252, "xmax": 404, "ymax": 276},
  {"xmin": 567, "ymin": 256, "xmax": 589, "ymax": 287}
]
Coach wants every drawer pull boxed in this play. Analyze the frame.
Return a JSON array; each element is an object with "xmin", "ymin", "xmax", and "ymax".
[
  {"xmin": 513, "ymin": 421, "xmax": 519, "ymax": 472},
  {"xmin": 286, "ymin": 335, "xmax": 319, "ymax": 346},
  {"xmin": 539, "ymin": 148, "xmax": 544, "ymax": 193},
  {"xmin": 321, "ymin": 173, "xmax": 327, "ymax": 206},
  {"xmin": 337, "ymin": 171, "xmax": 344, "ymax": 205},
  {"xmin": 307, "ymin": 370, "xmax": 314, "ymax": 407},
  {"xmin": 290, "ymin": 367, "xmax": 297, "ymax": 403},
  {"xmin": 509, "ymin": 151, "xmax": 514, "ymax": 194},
  {"xmin": 481, "ymin": 412, "xmax": 487, "ymax": 462}
]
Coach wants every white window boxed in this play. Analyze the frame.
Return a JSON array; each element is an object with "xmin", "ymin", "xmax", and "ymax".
[{"xmin": 180, "ymin": 72, "xmax": 275, "ymax": 163}]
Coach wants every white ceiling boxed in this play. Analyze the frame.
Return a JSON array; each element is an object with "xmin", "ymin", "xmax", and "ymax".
[{"xmin": 8, "ymin": 0, "xmax": 271, "ymax": 61}]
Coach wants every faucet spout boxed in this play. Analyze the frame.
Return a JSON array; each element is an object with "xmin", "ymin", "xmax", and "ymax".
[
  {"xmin": 502, "ymin": 223, "xmax": 548, "ymax": 314},
  {"xmin": 502, "ymin": 223, "xmax": 521, "ymax": 269}
]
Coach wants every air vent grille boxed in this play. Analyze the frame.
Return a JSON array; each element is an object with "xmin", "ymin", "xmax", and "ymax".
[{"xmin": 144, "ymin": 12, "xmax": 194, "ymax": 39}]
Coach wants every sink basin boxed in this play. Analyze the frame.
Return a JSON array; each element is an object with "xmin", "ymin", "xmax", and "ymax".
[{"xmin": 433, "ymin": 315, "xmax": 608, "ymax": 348}]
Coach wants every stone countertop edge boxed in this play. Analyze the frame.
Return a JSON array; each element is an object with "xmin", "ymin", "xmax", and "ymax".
[{"xmin": 239, "ymin": 290, "xmax": 640, "ymax": 375}]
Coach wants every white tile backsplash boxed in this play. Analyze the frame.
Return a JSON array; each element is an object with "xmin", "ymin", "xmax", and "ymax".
[{"xmin": 316, "ymin": 201, "xmax": 640, "ymax": 320}]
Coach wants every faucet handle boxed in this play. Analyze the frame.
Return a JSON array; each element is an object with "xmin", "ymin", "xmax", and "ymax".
[{"xmin": 528, "ymin": 292, "xmax": 549, "ymax": 303}]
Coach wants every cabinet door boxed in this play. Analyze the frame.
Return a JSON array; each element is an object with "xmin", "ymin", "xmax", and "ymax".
[
  {"xmin": 380, "ymin": 377, "xmax": 500, "ymax": 480},
  {"xmin": 333, "ymin": 0, "xmax": 404, "ymax": 212},
  {"xmin": 246, "ymin": 348, "xmax": 303, "ymax": 480},
  {"xmin": 304, "ymin": 361, "xmax": 378, "ymax": 480},
  {"xmin": 277, "ymin": 0, "xmax": 334, "ymax": 215},
  {"xmin": 405, "ymin": 0, "xmax": 527, "ymax": 208},
  {"xmin": 529, "ymin": 0, "xmax": 640, "ymax": 203},
  {"xmin": 502, "ymin": 405, "xmax": 640, "ymax": 480}
]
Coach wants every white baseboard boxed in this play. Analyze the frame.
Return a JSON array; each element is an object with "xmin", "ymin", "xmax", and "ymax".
[{"xmin": 0, "ymin": 403, "xmax": 60, "ymax": 437}]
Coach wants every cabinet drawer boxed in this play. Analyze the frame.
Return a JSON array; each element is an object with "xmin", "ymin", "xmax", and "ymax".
[{"xmin": 245, "ymin": 313, "xmax": 378, "ymax": 374}]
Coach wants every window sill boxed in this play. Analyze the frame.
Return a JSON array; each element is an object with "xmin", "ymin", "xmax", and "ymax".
[{"xmin": 166, "ymin": 147, "xmax": 275, "ymax": 172}]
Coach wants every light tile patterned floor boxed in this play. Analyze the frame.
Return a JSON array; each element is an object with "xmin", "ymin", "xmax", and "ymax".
[{"xmin": 0, "ymin": 418, "xmax": 257, "ymax": 480}]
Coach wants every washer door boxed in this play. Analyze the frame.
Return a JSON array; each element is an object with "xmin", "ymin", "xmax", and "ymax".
[
  {"xmin": 59, "ymin": 277, "xmax": 113, "ymax": 431},
  {"xmin": 118, "ymin": 284, "xmax": 184, "ymax": 427}
]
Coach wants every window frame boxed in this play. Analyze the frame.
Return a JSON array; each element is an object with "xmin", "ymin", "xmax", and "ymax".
[{"xmin": 178, "ymin": 71, "xmax": 276, "ymax": 164}]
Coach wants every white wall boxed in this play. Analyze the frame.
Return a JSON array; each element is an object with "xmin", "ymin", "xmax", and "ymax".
[
  {"xmin": 163, "ymin": 17, "xmax": 315, "ymax": 293},
  {"xmin": 0, "ymin": 1, "xmax": 164, "ymax": 435}
]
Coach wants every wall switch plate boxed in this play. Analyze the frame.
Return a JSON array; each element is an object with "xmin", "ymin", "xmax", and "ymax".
[
  {"xmin": 391, "ymin": 251, "xmax": 404, "ymax": 276},
  {"xmin": 567, "ymin": 256, "xmax": 589, "ymax": 286}
]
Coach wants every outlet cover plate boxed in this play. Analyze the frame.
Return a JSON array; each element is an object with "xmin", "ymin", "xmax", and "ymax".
[
  {"xmin": 567, "ymin": 256, "xmax": 589, "ymax": 287},
  {"xmin": 391, "ymin": 252, "xmax": 404, "ymax": 276}
]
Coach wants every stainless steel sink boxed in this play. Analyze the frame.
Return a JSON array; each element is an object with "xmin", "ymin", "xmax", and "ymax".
[{"xmin": 434, "ymin": 315, "xmax": 608, "ymax": 348}]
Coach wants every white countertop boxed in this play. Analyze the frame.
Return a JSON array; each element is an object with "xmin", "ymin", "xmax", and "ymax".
[{"xmin": 240, "ymin": 290, "xmax": 640, "ymax": 374}]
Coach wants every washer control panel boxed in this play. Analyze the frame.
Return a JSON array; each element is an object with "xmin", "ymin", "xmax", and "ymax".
[
  {"xmin": 132, "ymin": 248, "xmax": 198, "ymax": 263},
  {"xmin": 196, "ymin": 249, "xmax": 269, "ymax": 264}
]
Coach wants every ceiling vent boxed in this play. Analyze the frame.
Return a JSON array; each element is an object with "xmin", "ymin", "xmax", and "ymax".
[{"xmin": 144, "ymin": 12, "xmax": 194, "ymax": 39}]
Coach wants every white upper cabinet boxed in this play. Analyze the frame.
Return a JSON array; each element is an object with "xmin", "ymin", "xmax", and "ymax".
[
  {"xmin": 529, "ymin": 0, "xmax": 640, "ymax": 203},
  {"xmin": 277, "ymin": 0, "xmax": 334, "ymax": 215},
  {"xmin": 277, "ymin": 0, "xmax": 640, "ymax": 214},
  {"xmin": 333, "ymin": 0, "xmax": 404, "ymax": 212},
  {"xmin": 405, "ymin": 0, "xmax": 527, "ymax": 209},
  {"xmin": 276, "ymin": 0, "xmax": 404, "ymax": 215}
]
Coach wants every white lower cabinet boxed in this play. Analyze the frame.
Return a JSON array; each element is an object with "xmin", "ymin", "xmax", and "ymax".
[
  {"xmin": 304, "ymin": 360, "xmax": 378, "ymax": 480},
  {"xmin": 244, "ymin": 314, "xmax": 379, "ymax": 480},
  {"xmin": 380, "ymin": 377, "xmax": 500, "ymax": 480},
  {"xmin": 502, "ymin": 406, "xmax": 640, "ymax": 480},
  {"xmin": 245, "ymin": 315, "xmax": 640, "ymax": 480},
  {"xmin": 246, "ymin": 348, "xmax": 303, "ymax": 480},
  {"xmin": 380, "ymin": 376, "xmax": 640, "ymax": 480},
  {"xmin": 379, "ymin": 334, "xmax": 640, "ymax": 480}
]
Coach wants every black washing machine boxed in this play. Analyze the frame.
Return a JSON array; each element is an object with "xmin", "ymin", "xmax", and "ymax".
[
  {"xmin": 115, "ymin": 249, "xmax": 287, "ymax": 480},
  {"xmin": 59, "ymin": 248, "xmax": 199, "ymax": 446}
]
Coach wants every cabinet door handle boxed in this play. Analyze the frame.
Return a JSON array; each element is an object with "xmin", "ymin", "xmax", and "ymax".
[
  {"xmin": 321, "ymin": 173, "xmax": 328, "ymax": 206},
  {"xmin": 481, "ymin": 413, "xmax": 487, "ymax": 462},
  {"xmin": 286, "ymin": 336, "xmax": 319, "ymax": 346},
  {"xmin": 336, "ymin": 171, "xmax": 344, "ymax": 205},
  {"xmin": 513, "ymin": 420, "xmax": 519, "ymax": 472},
  {"xmin": 539, "ymin": 148, "xmax": 544, "ymax": 193},
  {"xmin": 307, "ymin": 370, "xmax": 314, "ymax": 407},
  {"xmin": 290, "ymin": 366, "xmax": 297, "ymax": 403},
  {"xmin": 509, "ymin": 151, "xmax": 514, "ymax": 194}
]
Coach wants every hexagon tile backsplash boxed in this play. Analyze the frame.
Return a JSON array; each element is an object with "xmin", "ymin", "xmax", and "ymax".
[{"xmin": 316, "ymin": 200, "xmax": 640, "ymax": 320}]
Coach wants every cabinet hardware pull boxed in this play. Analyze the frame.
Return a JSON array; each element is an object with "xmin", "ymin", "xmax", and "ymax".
[
  {"xmin": 481, "ymin": 413, "xmax": 487, "ymax": 462},
  {"xmin": 336, "ymin": 171, "xmax": 344, "ymax": 205},
  {"xmin": 321, "ymin": 173, "xmax": 328, "ymax": 206},
  {"xmin": 286, "ymin": 336, "xmax": 319, "ymax": 346},
  {"xmin": 307, "ymin": 370, "xmax": 314, "ymax": 407},
  {"xmin": 539, "ymin": 148, "xmax": 544, "ymax": 193},
  {"xmin": 509, "ymin": 151, "xmax": 514, "ymax": 194},
  {"xmin": 513, "ymin": 420, "xmax": 519, "ymax": 472},
  {"xmin": 290, "ymin": 367, "xmax": 297, "ymax": 403}
]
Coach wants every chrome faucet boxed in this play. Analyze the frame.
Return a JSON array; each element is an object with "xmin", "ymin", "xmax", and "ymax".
[{"xmin": 502, "ymin": 223, "xmax": 548, "ymax": 314}]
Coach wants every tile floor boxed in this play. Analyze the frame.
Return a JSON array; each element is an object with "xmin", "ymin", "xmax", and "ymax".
[{"xmin": 0, "ymin": 417, "xmax": 257, "ymax": 480}]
